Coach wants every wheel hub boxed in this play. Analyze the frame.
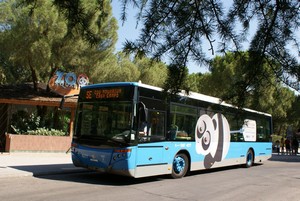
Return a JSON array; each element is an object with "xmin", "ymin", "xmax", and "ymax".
[{"xmin": 173, "ymin": 156, "xmax": 185, "ymax": 173}]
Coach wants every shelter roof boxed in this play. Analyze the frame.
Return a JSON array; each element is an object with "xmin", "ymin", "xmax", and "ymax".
[{"xmin": 0, "ymin": 83, "xmax": 77, "ymax": 108}]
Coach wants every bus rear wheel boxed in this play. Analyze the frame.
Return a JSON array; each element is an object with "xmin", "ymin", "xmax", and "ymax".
[
  {"xmin": 245, "ymin": 149, "xmax": 254, "ymax": 168},
  {"xmin": 171, "ymin": 153, "xmax": 189, "ymax": 179}
]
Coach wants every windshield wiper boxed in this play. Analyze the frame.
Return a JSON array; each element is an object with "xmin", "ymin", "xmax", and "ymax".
[
  {"xmin": 107, "ymin": 138, "xmax": 128, "ymax": 147},
  {"xmin": 75, "ymin": 133, "xmax": 130, "ymax": 147}
]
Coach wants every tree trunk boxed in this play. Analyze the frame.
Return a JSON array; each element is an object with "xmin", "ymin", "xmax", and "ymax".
[
  {"xmin": 28, "ymin": 58, "xmax": 39, "ymax": 91},
  {"xmin": 47, "ymin": 64, "xmax": 58, "ymax": 92}
]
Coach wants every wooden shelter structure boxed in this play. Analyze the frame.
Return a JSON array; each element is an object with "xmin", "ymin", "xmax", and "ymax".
[{"xmin": 0, "ymin": 83, "xmax": 78, "ymax": 152}]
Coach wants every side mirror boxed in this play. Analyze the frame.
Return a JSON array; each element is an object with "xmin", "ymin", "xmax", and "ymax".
[
  {"xmin": 138, "ymin": 102, "xmax": 148, "ymax": 122},
  {"xmin": 59, "ymin": 96, "xmax": 66, "ymax": 110},
  {"xmin": 59, "ymin": 94, "xmax": 78, "ymax": 110}
]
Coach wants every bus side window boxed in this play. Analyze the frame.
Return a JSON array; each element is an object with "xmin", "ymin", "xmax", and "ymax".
[{"xmin": 169, "ymin": 104, "xmax": 197, "ymax": 141}]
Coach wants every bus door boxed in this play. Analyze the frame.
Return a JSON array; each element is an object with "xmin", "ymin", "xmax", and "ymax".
[{"xmin": 136, "ymin": 110, "xmax": 168, "ymax": 175}]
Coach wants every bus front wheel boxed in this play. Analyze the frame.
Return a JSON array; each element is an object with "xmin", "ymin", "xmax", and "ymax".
[
  {"xmin": 171, "ymin": 153, "xmax": 189, "ymax": 179},
  {"xmin": 245, "ymin": 149, "xmax": 254, "ymax": 168}
]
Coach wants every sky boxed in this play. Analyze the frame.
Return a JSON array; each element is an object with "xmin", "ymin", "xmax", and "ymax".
[
  {"xmin": 111, "ymin": 1, "xmax": 140, "ymax": 52},
  {"xmin": 110, "ymin": 1, "xmax": 208, "ymax": 74},
  {"xmin": 110, "ymin": 1, "xmax": 299, "ymax": 75},
  {"xmin": 110, "ymin": 1, "xmax": 250, "ymax": 74}
]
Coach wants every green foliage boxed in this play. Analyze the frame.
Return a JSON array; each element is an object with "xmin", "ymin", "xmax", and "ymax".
[
  {"xmin": 27, "ymin": 127, "xmax": 65, "ymax": 136},
  {"xmin": 0, "ymin": 0, "xmax": 118, "ymax": 85},
  {"xmin": 164, "ymin": 64, "xmax": 189, "ymax": 94},
  {"xmin": 42, "ymin": 108, "xmax": 70, "ymax": 132},
  {"xmin": 10, "ymin": 111, "xmax": 41, "ymax": 134},
  {"xmin": 271, "ymin": 135, "xmax": 283, "ymax": 145},
  {"xmin": 186, "ymin": 51, "xmax": 299, "ymax": 135},
  {"xmin": 9, "ymin": 109, "xmax": 68, "ymax": 136},
  {"xmin": 0, "ymin": 67, "xmax": 6, "ymax": 84},
  {"xmin": 114, "ymin": 52, "xmax": 140, "ymax": 82},
  {"xmin": 9, "ymin": 0, "xmax": 300, "ymax": 105},
  {"xmin": 2, "ymin": 0, "xmax": 300, "ymax": 136},
  {"xmin": 133, "ymin": 56, "xmax": 168, "ymax": 87},
  {"xmin": 90, "ymin": 52, "xmax": 168, "ymax": 87},
  {"xmin": 120, "ymin": 1, "xmax": 300, "ymax": 99},
  {"xmin": 286, "ymin": 96, "xmax": 300, "ymax": 132}
]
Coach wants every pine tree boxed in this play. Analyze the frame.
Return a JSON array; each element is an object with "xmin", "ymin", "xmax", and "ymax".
[{"xmin": 0, "ymin": 0, "xmax": 118, "ymax": 88}]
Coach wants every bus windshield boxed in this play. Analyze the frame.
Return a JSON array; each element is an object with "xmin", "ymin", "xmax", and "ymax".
[{"xmin": 74, "ymin": 101, "xmax": 133, "ymax": 146}]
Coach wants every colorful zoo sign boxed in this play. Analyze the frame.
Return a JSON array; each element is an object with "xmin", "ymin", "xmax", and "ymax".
[{"xmin": 48, "ymin": 70, "xmax": 89, "ymax": 96}]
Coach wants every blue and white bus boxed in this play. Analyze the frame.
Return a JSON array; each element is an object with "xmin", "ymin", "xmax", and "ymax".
[{"xmin": 70, "ymin": 82, "xmax": 272, "ymax": 178}]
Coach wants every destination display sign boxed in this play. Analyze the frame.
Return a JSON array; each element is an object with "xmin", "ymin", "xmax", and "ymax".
[
  {"xmin": 80, "ymin": 86, "xmax": 134, "ymax": 101},
  {"xmin": 85, "ymin": 88, "xmax": 122, "ymax": 100}
]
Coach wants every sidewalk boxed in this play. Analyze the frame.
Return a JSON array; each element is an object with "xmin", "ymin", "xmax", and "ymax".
[
  {"xmin": 269, "ymin": 153, "xmax": 300, "ymax": 162},
  {"xmin": 0, "ymin": 152, "xmax": 87, "ymax": 178}
]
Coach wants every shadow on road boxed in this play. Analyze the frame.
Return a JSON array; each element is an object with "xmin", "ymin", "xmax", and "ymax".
[
  {"xmin": 34, "ymin": 164, "xmax": 250, "ymax": 186},
  {"xmin": 37, "ymin": 170, "xmax": 168, "ymax": 185},
  {"xmin": 8, "ymin": 163, "xmax": 87, "ymax": 176}
]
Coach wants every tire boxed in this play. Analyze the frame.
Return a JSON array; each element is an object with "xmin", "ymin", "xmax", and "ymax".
[
  {"xmin": 171, "ymin": 153, "xmax": 189, "ymax": 179},
  {"xmin": 245, "ymin": 149, "xmax": 254, "ymax": 168}
]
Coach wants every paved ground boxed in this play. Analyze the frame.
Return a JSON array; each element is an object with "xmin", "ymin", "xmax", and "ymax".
[
  {"xmin": 0, "ymin": 152, "xmax": 87, "ymax": 178},
  {"xmin": 0, "ymin": 152, "xmax": 299, "ymax": 179}
]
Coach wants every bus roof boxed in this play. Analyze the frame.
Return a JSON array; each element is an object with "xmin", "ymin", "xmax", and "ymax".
[
  {"xmin": 81, "ymin": 82, "xmax": 138, "ymax": 89},
  {"xmin": 81, "ymin": 82, "xmax": 271, "ymax": 117}
]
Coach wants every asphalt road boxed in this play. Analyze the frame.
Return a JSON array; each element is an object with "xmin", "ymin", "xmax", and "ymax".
[{"xmin": 0, "ymin": 154, "xmax": 300, "ymax": 201}]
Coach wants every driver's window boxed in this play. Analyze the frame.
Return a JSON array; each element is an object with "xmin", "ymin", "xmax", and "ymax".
[
  {"xmin": 138, "ymin": 110, "xmax": 165, "ymax": 143},
  {"xmin": 148, "ymin": 110, "xmax": 165, "ymax": 137}
]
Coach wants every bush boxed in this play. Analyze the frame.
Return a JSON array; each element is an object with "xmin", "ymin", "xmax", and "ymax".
[
  {"xmin": 10, "ymin": 111, "xmax": 40, "ymax": 134},
  {"xmin": 26, "ymin": 127, "xmax": 66, "ymax": 136},
  {"xmin": 9, "ymin": 109, "xmax": 70, "ymax": 136}
]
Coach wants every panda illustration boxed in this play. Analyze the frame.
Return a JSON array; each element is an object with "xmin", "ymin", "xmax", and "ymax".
[{"xmin": 195, "ymin": 113, "xmax": 230, "ymax": 168}]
